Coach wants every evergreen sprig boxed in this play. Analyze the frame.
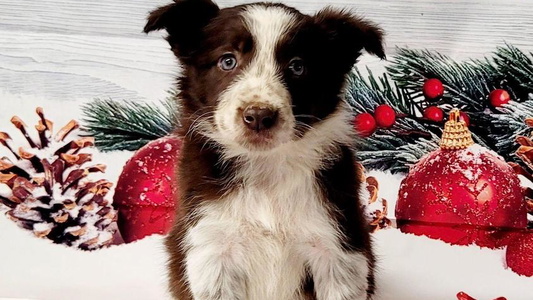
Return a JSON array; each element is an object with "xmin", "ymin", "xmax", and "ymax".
[
  {"xmin": 351, "ymin": 44, "xmax": 533, "ymax": 172},
  {"xmin": 81, "ymin": 96, "xmax": 179, "ymax": 152},
  {"xmin": 81, "ymin": 44, "xmax": 533, "ymax": 173},
  {"xmin": 347, "ymin": 70, "xmax": 441, "ymax": 172},
  {"xmin": 486, "ymin": 101, "xmax": 533, "ymax": 156},
  {"xmin": 387, "ymin": 48, "xmax": 504, "ymax": 112},
  {"xmin": 491, "ymin": 44, "xmax": 533, "ymax": 100}
]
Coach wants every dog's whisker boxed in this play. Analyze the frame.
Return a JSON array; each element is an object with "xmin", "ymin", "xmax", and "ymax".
[
  {"xmin": 294, "ymin": 114, "xmax": 323, "ymax": 122},
  {"xmin": 186, "ymin": 111, "xmax": 216, "ymax": 138}
]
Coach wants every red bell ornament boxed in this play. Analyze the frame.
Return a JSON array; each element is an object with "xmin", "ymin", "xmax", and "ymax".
[{"xmin": 396, "ymin": 109, "xmax": 527, "ymax": 247}]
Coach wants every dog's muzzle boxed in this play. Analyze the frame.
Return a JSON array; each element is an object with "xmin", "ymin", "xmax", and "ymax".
[{"xmin": 242, "ymin": 104, "xmax": 279, "ymax": 132}]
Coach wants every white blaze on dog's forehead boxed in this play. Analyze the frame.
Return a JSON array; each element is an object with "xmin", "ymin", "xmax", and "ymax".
[
  {"xmin": 241, "ymin": 5, "xmax": 297, "ymax": 78},
  {"xmin": 211, "ymin": 5, "xmax": 299, "ymax": 153}
]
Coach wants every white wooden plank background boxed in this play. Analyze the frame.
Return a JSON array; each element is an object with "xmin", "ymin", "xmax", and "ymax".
[{"xmin": 1, "ymin": 0, "xmax": 532, "ymax": 105}]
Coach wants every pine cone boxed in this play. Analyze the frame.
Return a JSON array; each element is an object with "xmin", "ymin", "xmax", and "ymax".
[
  {"xmin": 0, "ymin": 108, "xmax": 117, "ymax": 250},
  {"xmin": 512, "ymin": 117, "xmax": 533, "ymax": 228},
  {"xmin": 358, "ymin": 163, "xmax": 392, "ymax": 232}
]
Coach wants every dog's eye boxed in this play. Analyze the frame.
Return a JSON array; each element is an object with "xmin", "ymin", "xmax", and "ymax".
[
  {"xmin": 218, "ymin": 54, "xmax": 238, "ymax": 71},
  {"xmin": 288, "ymin": 58, "xmax": 305, "ymax": 76}
]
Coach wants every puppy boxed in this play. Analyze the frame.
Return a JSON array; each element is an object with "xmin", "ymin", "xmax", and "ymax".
[{"xmin": 144, "ymin": 1, "xmax": 385, "ymax": 299}]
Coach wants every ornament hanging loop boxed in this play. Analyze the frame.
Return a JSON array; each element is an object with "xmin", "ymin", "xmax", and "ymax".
[
  {"xmin": 439, "ymin": 109, "xmax": 474, "ymax": 150},
  {"xmin": 450, "ymin": 109, "xmax": 461, "ymax": 122}
]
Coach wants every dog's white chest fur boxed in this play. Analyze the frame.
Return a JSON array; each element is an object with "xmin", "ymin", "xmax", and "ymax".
[
  {"xmin": 183, "ymin": 161, "xmax": 320, "ymax": 300},
  {"xmin": 184, "ymin": 160, "xmax": 325, "ymax": 299},
  {"xmin": 183, "ymin": 155, "xmax": 369, "ymax": 300}
]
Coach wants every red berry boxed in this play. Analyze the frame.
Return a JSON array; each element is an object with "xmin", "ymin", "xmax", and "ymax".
[
  {"xmin": 459, "ymin": 112, "xmax": 470, "ymax": 127},
  {"xmin": 374, "ymin": 104, "xmax": 396, "ymax": 128},
  {"xmin": 423, "ymin": 106, "xmax": 444, "ymax": 122},
  {"xmin": 489, "ymin": 89, "xmax": 511, "ymax": 107},
  {"xmin": 506, "ymin": 232, "xmax": 533, "ymax": 277},
  {"xmin": 354, "ymin": 113, "xmax": 377, "ymax": 137},
  {"xmin": 423, "ymin": 78, "xmax": 444, "ymax": 100}
]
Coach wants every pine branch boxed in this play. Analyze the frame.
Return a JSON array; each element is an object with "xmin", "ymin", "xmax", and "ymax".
[
  {"xmin": 81, "ymin": 96, "xmax": 179, "ymax": 152},
  {"xmin": 387, "ymin": 48, "xmax": 504, "ymax": 112},
  {"xmin": 348, "ymin": 44, "xmax": 533, "ymax": 173},
  {"xmin": 347, "ymin": 68, "xmax": 415, "ymax": 115},
  {"xmin": 484, "ymin": 100, "xmax": 533, "ymax": 161},
  {"xmin": 491, "ymin": 44, "xmax": 533, "ymax": 101},
  {"xmin": 347, "ymin": 69, "xmax": 441, "ymax": 172}
]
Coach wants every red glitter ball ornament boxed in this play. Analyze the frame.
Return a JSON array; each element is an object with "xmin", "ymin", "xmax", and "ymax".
[
  {"xmin": 354, "ymin": 113, "xmax": 377, "ymax": 137},
  {"xmin": 396, "ymin": 110, "xmax": 527, "ymax": 247},
  {"xmin": 374, "ymin": 104, "xmax": 396, "ymax": 128},
  {"xmin": 506, "ymin": 231, "xmax": 533, "ymax": 277},
  {"xmin": 423, "ymin": 78, "xmax": 445, "ymax": 100},
  {"xmin": 113, "ymin": 136, "xmax": 181, "ymax": 243}
]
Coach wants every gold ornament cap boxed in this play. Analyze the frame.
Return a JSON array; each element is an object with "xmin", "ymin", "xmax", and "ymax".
[{"xmin": 439, "ymin": 109, "xmax": 474, "ymax": 150}]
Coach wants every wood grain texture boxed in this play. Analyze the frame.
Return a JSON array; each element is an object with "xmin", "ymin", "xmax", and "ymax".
[{"xmin": 0, "ymin": 0, "xmax": 532, "ymax": 103}]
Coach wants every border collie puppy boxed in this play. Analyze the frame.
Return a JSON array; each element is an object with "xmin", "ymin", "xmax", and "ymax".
[{"xmin": 144, "ymin": 1, "xmax": 384, "ymax": 299}]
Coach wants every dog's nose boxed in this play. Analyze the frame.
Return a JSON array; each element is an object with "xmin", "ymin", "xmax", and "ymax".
[{"xmin": 242, "ymin": 105, "xmax": 278, "ymax": 132}]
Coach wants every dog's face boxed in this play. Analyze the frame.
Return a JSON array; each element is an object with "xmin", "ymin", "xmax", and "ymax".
[{"xmin": 145, "ymin": 0, "xmax": 384, "ymax": 153}]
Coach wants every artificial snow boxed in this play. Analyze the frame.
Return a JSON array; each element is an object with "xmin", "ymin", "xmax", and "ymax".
[
  {"xmin": 2, "ymin": 206, "xmax": 533, "ymax": 300},
  {"xmin": 0, "ymin": 78, "xmax": 531, "ymax": 299},
  {"xmin": 373, "ymin": 229, "xmax": 533, "ymax": 300},
  {"xmin": 0, "ymin": 215, "xmax": 171, "ymax": 300},
  {"xmin": 2, "ymin": 164, "xmax": 531, "ymax": 299},
  {"xmin": 0, "ymin": 183, "xmax": 11, "ymax": 198},
  {"xmin": 32, "ymin": 222, "xmax": 53, "ymax": 232}
]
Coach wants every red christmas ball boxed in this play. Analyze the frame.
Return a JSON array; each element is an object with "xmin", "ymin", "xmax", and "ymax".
[
  {"xmin": 396, "ymin": 144, "xmax": 527, "ymax": 246},
  {"xmin": 374, "ymin": 104, "xmax": 396, "ymax": 128},
  {"xmin": 354, "ymin": 113, "xmax": 377, "ymax": 137},
  {"xmin": 459, "ymin": 112, "xmax": 470, "ymax": 127},
  {"xmin": 423, "ymin": 106, "xmax": 444, "ymax": 122},
  {"xmin": 489, "ymin": 89, "xmax": 511, "ymax": 107},
  {"xmin": 423, "ymin": 78, "xmax": 445, "ymax": 100},
  {"xmin": 113, "ymin": 136, "xmax": 181, "ymax": 243},
  {"xmin": 506, "ymin": 232, "xmax": 533, "ymax": 277}
]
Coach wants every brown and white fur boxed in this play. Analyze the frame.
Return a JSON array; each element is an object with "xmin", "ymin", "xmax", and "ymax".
[{"xmin": 144, "ymin": 1, "xmax": 385, "ymax": 299}]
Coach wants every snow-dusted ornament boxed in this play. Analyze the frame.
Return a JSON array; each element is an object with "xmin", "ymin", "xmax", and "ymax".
[
  {"xmin": 396, "ymin": 109, "xmax": 527, "ymax": 248},
  {"xmin": 113, "ymin": 136, "xmax": 180, "ymax": 243},
  {"xmin": 0, "ymin": 108, "xmax": 117, "ymax": 250}
]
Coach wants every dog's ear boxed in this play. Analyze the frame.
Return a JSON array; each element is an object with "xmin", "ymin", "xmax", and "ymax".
[
  {"xmin": 314, "ymin": 8, "xmax": 385, "ymax": 72},
  {"xmin": 144, "ymin": 0, "xmax": 220, "ymax": 58}
]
